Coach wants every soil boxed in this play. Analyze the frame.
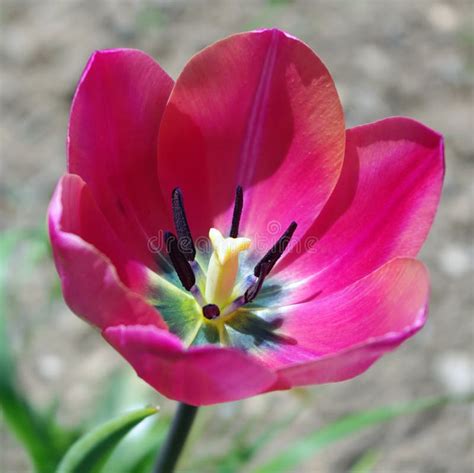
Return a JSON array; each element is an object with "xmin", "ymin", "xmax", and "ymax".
[{"xmin": 1, "ymin": 1, "xmax": 473, "ymax": 472}]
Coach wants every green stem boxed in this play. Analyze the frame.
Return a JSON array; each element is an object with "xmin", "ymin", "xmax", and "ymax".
[{"xmin": 153, "ymin": 402, "xmax": 198, "ymax": 473}]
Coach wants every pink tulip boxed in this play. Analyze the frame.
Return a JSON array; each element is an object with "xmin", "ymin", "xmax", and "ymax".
[{"xmin": 48, "ymin": 29, "xmax": 444, "ymax": 406}]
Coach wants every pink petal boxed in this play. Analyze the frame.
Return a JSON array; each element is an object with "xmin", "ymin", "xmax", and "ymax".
[
  {"xmin": 157, "ymin": 29, "xmax": 345, "ymax": 251},
  {"xmin": 48, "ymin": 174, "xmax": 165, "ymax": 330},
  {"xmin": 103, "ymin": 325, "xmax": 277, "ymax": 405},
  {"xmin": 68, "ymin": 49, "xmax": 174, "ymax": 269},
  {"xmin": 275, "ymin": 117, "xmax": 444, "ymax": 301},
  {"xmin": 264, "ymin": 258, "xmax": 429, "ymax": 387}
]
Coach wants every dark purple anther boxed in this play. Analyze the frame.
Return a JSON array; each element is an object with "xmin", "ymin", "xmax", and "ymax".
[
  {"xmin": 229, "ymin": 185, "xmax": 243, "ymax": 238},
  {"xmin": 172, "ymin": 187, "xmax": 196, "ymax": 261}
]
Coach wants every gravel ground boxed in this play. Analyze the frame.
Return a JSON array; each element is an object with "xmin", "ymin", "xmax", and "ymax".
[{"xmin": 1, "ymin": 1, "xmax": 473, "ymax": 472}]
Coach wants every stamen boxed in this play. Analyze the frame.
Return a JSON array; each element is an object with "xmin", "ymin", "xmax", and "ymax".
[
  {"xmin": 254, "ymin": 221, "xmax": 297, "ymax": 277},
  {"xmin": 229, "ymin": 185, "xmax": 243, "ymax": 238},
  {"xmin": 164, "ymin": 231, "xmax": 195, "ymax": 290},
  {"xmin": 190, "ymin": 284, "xmax": 206, "ymax": 307},
  {"xmin": 245, "ymin": 261, "xmax": 271, "ymax": 303},
  {"xmin": 202, "ymin": 303, "xmax": 220, "ymax": 320},
  {"xmin": 172, "ymin": 188, "xmax": 196, "ymax": 261}
]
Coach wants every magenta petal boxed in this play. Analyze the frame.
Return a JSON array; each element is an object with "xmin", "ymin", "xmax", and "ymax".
[
  {"xmin": 157, "ymin": 29, "xmax": 345, "ymax": 246},
  {"xmin": 103, "ymin": 325, "xmax": 277, "ymax": 405},
  {"xmin": 68, "ymin": 49, "xmax": 174, "ymax": 268},
  {"xmin": 267, "ymin": 258, "xmax": 429, "ymax": 386},
  {"xmin": 48, "ymin": 175, "xmax": 165, "ymax": 330},
  {"xmin": 275, "ymin": 117, "xmax": 444, "ymax": 300}
]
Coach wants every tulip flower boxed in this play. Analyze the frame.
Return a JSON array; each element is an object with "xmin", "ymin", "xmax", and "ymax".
[{"xmin": 48, "ymin": 29, "xmax": 444, "ymax": 409}]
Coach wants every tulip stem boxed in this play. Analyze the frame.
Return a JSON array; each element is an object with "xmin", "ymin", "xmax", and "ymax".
[{"xmin": 153, "ymin": 402, "xmax": 199, "ymax": 473}]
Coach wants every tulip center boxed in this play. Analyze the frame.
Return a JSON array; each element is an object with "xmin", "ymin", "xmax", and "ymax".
[{"xmin": 163, "ymin": 186, "xmax": 296, "ymax": 329}]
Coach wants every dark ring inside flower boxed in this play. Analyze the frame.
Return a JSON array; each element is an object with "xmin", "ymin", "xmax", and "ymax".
[{"xmin": 202, "ymin": 304, "xmax": 220, "ymax": 319}]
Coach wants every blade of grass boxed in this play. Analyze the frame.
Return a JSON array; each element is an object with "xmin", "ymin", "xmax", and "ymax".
[
  {"xmin": 191, "ymin": 410, "xmax": 297, "ymax": 473},
  {"xmin": 254, "ymin": 394, "xmax": 474, "ymax": 473},
  {"xmin": 0, "ymin": 378, "xmax": 80, "ymax": 473},
  {"xmin": 0, "ymin": 230, "xmax": 21, "ymax": 379},
  {"xmin": 103, "ymin": 415, "xmax": 170, "ymax": 473},
  {"xmin": 349, "ymin": 449, "xmax": 379, "ymax": 473},
  {"xmin": 56, "ymin": 406, "xmax": 159, "ymax": 473},
  {"xmin": 0, "ymin": 230, "xmax": 80, "ymax": 473}
]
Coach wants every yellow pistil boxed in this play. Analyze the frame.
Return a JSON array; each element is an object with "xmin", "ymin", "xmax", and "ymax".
[{"xmin": 205, "ymin": 228, "xmax": 251, "ymax": 308}]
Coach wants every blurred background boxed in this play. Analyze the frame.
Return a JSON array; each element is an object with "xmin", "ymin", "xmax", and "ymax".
[{"xmin": 1, "ymin": 0, "xmax": 473, "ymax": 472}]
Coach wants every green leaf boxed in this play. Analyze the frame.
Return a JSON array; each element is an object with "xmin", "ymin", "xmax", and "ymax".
[
  {"xmin": 0, "ymin": 378, "xmax": 79, "ymax": 473},
  {"xmin": 0, "ymin": 230, "xmax": 80, "ymax": 473},
  {"xmin": 103, "ymin": 415, "xmax": 170, "ymax": 473},
  {"xmin": 56, "ymin": 406, "xmax": 159, "ymax": 473},
  {"xmin": 222, "ymin": 412, "xmax": 296, "ymax": 472},
  {"xmin": 254, "ymin": 394, "xmax": 474, "ymax": 473},
  {"xmin": 0, "ymin": 230, "xmax": 20, "ymax": 378}
]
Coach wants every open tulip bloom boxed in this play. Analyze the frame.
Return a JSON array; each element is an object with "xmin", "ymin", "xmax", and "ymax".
[{"xmin": 49, "ymin": 27, "xmax": 444, "ymax": 449}]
